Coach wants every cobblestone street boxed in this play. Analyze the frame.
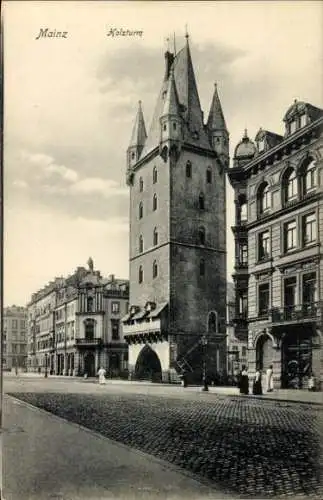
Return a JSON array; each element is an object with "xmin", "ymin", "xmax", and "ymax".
[{"xmin": 9, "ymin": 387, "xmax": 323, "ymax": 499}]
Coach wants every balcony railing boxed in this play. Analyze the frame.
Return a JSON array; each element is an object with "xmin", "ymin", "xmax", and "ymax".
[
  {"xmin": 271, "ymin": 302, "xmax": 321, "ymax": 323},
  {"xmin": 75, "ymin": 338, "xmax": 102, "ymax": 346}
]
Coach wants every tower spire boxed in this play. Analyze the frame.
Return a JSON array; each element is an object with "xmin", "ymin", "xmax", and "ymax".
[
  {"xmin": 207, "ymin": 82, "xmax": 227, "ymax": 131},
  {"xmin": 129, "ymin": 100, "xmax": 147, "ymax": 149}
]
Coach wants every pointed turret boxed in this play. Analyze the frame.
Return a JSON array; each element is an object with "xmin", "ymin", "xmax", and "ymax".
[
  {"xmin": 159, "ymin": 66, "xmax": 183, "ymax": 160},
  {"xmin": 127, "ymin": 101, "xmax": 147, "ymax": 171},
  {"xmin": 207, "ymin": 83, "xmax": 229, "ymax": 165}
]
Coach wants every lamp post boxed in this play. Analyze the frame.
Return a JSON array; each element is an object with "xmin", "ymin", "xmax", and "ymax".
[
  {"xmin": 201, "ymin": 335, "xmax": 209, "ymax": 391},
  {"xmin": 44, "ymin": 352, "xmax": 48, "ymax": 378}
]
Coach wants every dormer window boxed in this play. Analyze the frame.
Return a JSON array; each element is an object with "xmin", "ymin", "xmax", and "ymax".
[
  {"xmin": 300, "ymin": 114, "xmax": 307, "ymax": 128},
  {"xmin": 290, "ymin": 120, "xmax": 297, "ymax": 134},
  {"xmin": 258, "ymin": 139, "xmax": 265, "ymax": 153}
]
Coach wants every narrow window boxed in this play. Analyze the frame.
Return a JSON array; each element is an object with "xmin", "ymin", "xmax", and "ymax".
[
  {"xmin": 87, "ymin": 297, "xmax": 93, "ymax": 313},
  {"xmin": 206, "ymin": 167, "xmax": 212, "ymax": 184},
  {"xmin": 284, "ymin": 220, "xmax": 297, "ymax": 252},
  {"xmin": 138, "ymin": 266, "xmax": 143, "ymax": 284},
  {"xmin": 139, "ymin": 201, "xmax": 143, "ymax": 219},
  {"xmin": 139, "ymin": 176, "xmax": 143, "ymax": 192},
  {"xmin": 303, "ymin": 213, "xmax": 316, "ymax": 245},
  {"xmin": 186, "ymin": 161, "xmax": 192, "ymax": 178},
  {"xmin": 153, "ymin": 260, "xmax": 158, "ymax": 278},
  {"xmin": 258, "ymin": 283, "xmax": 270, "ymax": 316},
  {"xmin": 153, "ymin": 166, "xmax": 157, "ymax": 184},
  {"xmin": 304, "ymin": 160, "xmax": 316, "ymax": 193},
  {"xmin": 153, "ymin": 227, "xmax": 158, "ymax": 246},
  {"xmin": 139, "ymin": 235, "xmax": 143, "ymax": 253},
  {"xmin": 199, "ymin": 193, "xmax": 205, "ymax": 210},
  {"xmin": 200, "ymin": 259, "xmax": 205, "ymax": 276},
  {"xmin": 258, "ymin": 231, "xmax": 270, "ymax": 261},
  {"xmin": 153, "ymin": 193, "xmax": 157, "ymax": 211},
  {"xmin": 198, "ymin": 226, "xmax": 205, "ymax": 245}
]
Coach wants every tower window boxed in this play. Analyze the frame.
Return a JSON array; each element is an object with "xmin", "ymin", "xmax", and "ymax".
[
  {"xmin": 139, "ymin": 235, "xmax": 143, "ymax": 253},
  {"xmin": 139, "ymin": 176, "xmax": 143, "ymax": 192},
  {"xmin": 153, "ymin": 193, "xmax": 157, "ymax": 211},
  {"xmin": 131, "ymin": 152, "xmax": 135, "ymax": 160},
  {"xmin": 153, "ymin": 227, "xmax": 158, "ymax": 246},
  {"xmin": 139, "ymin": 202, "xmax": 143, "ymax": 219},
  {"xmin": 206, "ymin": 167, "xmax": 212, "ymax": 184},
  {"xmin": 186, "ymin": 161, "xmax": 192, "ymax": 178},
  {"xmin": 199, "ymin": 193, "xmax": 205, "ymax": 210},
  {"xmin": 199, "ymin": 259, "xmax": 205, "ymax": 276},
  {"xmin": 198, "ymin": 226, "xmax": 205, "ymax": 245},
  {"xmin": 153, "ymin": 166, "xmax": 157, "ymax": 184},
  {"xmin": 163, "ymin": 124, "xmax": 167, "ymax": 131},
  {"xmin": 138, "ymin": 266, "xmax": 143, "ymax": 284},
  {"xmin": 153, "ymin": 260, "xmax": 158, "ymax": 278}
]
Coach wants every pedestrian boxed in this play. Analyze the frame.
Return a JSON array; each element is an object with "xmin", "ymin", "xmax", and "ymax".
[
  {"xmin": 252, "ymin": 368, "xmax": 263, "ymax": 395},
  {"xmin": 97, "ymin": 366, "xmax": 106, "ymax": 385},
  {"xmin": 239, "ymin": 365, "xmax": 249, "ymax": 394},
  {"xmin": 181, "ymin": 371, "xmax": 188, "ymax": 388},
  {"xmin": 266, "ymin": 364, "xmax": 274, "ymax": 392}
]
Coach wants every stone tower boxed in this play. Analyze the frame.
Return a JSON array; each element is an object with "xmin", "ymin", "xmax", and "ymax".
[{"xmin": 123, "ymin": 35, "xmax": 229, "ymax": 383}]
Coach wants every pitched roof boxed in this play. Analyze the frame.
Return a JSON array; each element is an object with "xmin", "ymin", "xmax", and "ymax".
[
  {"xmin": 161, "ymin": 66, "xmax": 181, "ymax": 117},
  {"xmin": 129, "ymin": 100, "xmax": 147, "ymax": 148},
  {"xmin": 207, "ymin": 83, "xmax": 227, "ymax": 131}
]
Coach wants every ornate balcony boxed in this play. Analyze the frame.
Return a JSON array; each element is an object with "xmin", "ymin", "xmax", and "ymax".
[
  {"xmin": 271, "ymin": 302, "xmax": 322, "ymax": 324},
  {"xmin": 75, "ymin": 338, "xmax": 102, "ymax": 347}
]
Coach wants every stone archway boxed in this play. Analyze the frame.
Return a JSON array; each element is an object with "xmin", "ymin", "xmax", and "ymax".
[
  {"xmin": 135, "ymin": 345, "xmax": 162, "ymax": 382},
  {"xmin": 84, "ymin": 352, "xmax": 95, "ymax": 377},
  {"xmin": 256, "ymin": 334, "xmax": 274, "ymax": 371}
]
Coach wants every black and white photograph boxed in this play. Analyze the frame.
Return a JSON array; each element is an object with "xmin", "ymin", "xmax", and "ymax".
[{"xmin": 1, "ymin": 1, "xmax": 323, "ymax": 499}]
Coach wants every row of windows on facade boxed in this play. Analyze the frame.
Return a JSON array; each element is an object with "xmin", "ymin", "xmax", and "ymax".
[
  {"xmin": 236, "ymin": 271, "xmax": 317, "ymax": 318},
  {"xmin": 237, "ymin": 211, "xmax": 317, "ymax": 265},
  {"xmin": 138, "ymin": 259, "xmax": 206, "ymax": 283},
  {"xmin": 138, "ymin": 226, "xmax": 208, "ymax": 253},
  {"xmin": 54, "ymin": 299, "xmax": 122, "ymax": 316},
  {"xmin": 3, "ymin": 318, "xmax": 26, "ymax": 329},
  {"xmin": 5, "ymin": 344, "xmax": 27, "ymax": 354},
  {"xmin": 138, "ymin": 192, "xmax": 208, "ymax": 218},
  {"xmin": 138, "ymin": 163, "xmax": 213, "ymax": 193},
  {"xmin": 238, "ymin": 160, "xmax": 317, "ymax": 223},
  {"xmin": 54, "ymin": 319, "xmax": 121, "ymax": 343},
  {"xmin": 2, "ymin": 331, "xmax": 26, "ymax": 341}
]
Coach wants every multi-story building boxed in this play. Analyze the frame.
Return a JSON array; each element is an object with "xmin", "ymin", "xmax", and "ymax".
[
  {"xmin": 3, "ymin": 306, "xmax": 28, "ymax": 371},
  {"xmin": 123, "ymin": 34, "xmax": 228, "ymax": 383},
  {"xmin": 27, "ymin": 260, "xmax": 129, "ymax": 377},
  {"xmin": 228, "ymin": 100, "xmax": 323, "ymax": 389},
  {"xmin": 226, "ymin": 282, "xmax": 248, "ymax": 379}
]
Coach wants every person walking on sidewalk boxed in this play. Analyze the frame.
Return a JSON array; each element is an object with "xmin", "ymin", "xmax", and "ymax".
[
  {"xmin": 239, "ymin": 365, "xmax": 249, "ymax": 395},
  {"xmin": 98, "ymin": 366, "xmax": 106, "ymax": 385},
  {"xmin": 253, "ymin": 368, "xmax": 263, "ymax": 395},
  {"xmin": 266, "ymin": 364, "xmax": 274, "ymax": 392}
]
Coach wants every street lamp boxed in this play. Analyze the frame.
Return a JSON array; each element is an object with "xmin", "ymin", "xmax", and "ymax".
[
  {"xmin": 44, "ymin": 352, "xmax": 48, "ymax": 378},
  {"xmin": 201, "ymin": 335, "xmax": 208, "ymax": 391}
]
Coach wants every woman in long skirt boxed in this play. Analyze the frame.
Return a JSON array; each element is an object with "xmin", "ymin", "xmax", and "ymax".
[
  {"xmin": 98, "ymin": 366, "xmax": 106, "ymax": 385},
  {"xmin": 253, "ymin": 369, "xmax": 263, "ymax": 395},
  {"xmin": 266, "ymin": 365, "xmax": 274, "ymax": 392},
  {"xmin": 239, "ymin": 365, "xmax": 249, "ymax": 395}
]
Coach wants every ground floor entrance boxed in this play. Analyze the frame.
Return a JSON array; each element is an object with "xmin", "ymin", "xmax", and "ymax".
[
  {"xmin": 281, "ymin": 329, "xmax": 312, "ymax": 389},
  {"xmin": 134, "ymin": 345, "xmax": 162, "ymax": 382}
]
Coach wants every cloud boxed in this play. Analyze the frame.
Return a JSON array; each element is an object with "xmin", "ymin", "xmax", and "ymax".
[
  {"xmin": 22, "ymin": 151, "xmax": 79, "ymax": 183},
  {"xmin": 70, "ymin": 177, "xmax": 128, "ymax": 198}
]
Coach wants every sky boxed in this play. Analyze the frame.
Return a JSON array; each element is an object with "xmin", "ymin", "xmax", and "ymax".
[{"xmin": 3, "ymin": 1, "xmax": 323, "ymax": 306}]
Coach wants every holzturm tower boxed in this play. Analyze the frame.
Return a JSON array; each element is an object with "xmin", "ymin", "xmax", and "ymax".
[{"xmin": 123, "ymin": 35, "xmax": 229, "ymax": 383}]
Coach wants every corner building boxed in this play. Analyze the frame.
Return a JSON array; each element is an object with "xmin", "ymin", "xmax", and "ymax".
[
  {"xmin": 228, "ymin": 101, "xmax": 323, "ymax": 390},
  {"xmin": 123, "ymin": 36, "xmax": 228, "ymax": 383}
]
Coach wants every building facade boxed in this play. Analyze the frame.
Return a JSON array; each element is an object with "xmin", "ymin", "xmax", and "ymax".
[
  {"xmin": 228, "ymin": 100, "xmax": 323, "ymax": 389},
  {"xmin": 123, "ymin": 35, "xmax": 228, "ymax": 383},
  {"xmin": 3, "ymin": 306, "xmax": 28, "ymax": 371},
  {"xmin": 226, "ymin": 282, "xmax": 248, "ymax": 379},
  {"xmin": 27, "ymin": 261, "xmax": 129, "ymax": 377}
]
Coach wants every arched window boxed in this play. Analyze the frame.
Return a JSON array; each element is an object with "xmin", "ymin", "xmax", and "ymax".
[
  {"xmin": 153, "ymin": 260, "xmax": 158, "ymax": 278},
  {"xmin": 139, "ymin": 176, "xmax": 143, "ymax": 192},
  {"xmin": 206, "ymin": 167, "xmax": 212, "ymax": 184},
  {"xmin": 200, "ymin": 259, "xmax": 205, "ymax": 276},
  {"xmin": 198, "ymin": 226, "xmax": 205, "ymax": 245},
  {"xmin": 283, "ymin": 168, "xmax": 298, "ymax": 203},
  {"xmin": 139, "ymin": 235, "xmax": 143, "ymax": 253},
  {"xmin": 138, "ymin": 265, "xmax": 143, "ymax": 284},
  {"xmin": 153, "ymin": 166, "xmax": 158, "ymax": 184},
  {"xmin": 208, "ymin": 312, "xmax": 218, "ymax": 333},
  {"xmin": 303, "ymin": 159, "xmax": 316, "ymax": 193},
  {"xmin": 139, "ymin": 201, "xmax": 143, "ymax": 219},
  {"xmin": 199, "ymin": 193, "xmax": 205, "ymax": 210},
  {"xmin": 257, "ymin": 182, "xmax": 270, "ymax": 215},
  {"xmin": 153, "ymin": 193, "xmax": 157, "ymax": 211},
  {"xmin": 153, "ymin": 227, "xmax": 158, "ymax": 246},
  {"xmin": 85, "ymin": 319, "xmax": 95, "ymax": 339},
  {"xmin": 186, "ymin": 161, "xmax": 192, "ymax": 178},
  {"xmin": 87, "ymin": 297, "xmax": 93, "ymax": 312}
]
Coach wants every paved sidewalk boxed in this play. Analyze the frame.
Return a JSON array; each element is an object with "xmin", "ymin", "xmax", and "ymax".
[{"xmin": 2, "ymin": 395, "xmax": 233, "ymax": 500}]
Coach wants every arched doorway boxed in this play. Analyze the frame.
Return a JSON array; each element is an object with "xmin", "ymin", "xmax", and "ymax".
[
  {"xmin": 282, "ymin": 329, "xmax": 312, "ymax": 389},
  {"xmin": 84, "ymin": 353, "xmax": 95, "ymax": 377},
  {"xmin": 135, "ymin": 346, "xmax": 162, "ymax": 382},
  {"xmin": 256, "ymin": 334, "xmax": 273, "ymax": 371}
]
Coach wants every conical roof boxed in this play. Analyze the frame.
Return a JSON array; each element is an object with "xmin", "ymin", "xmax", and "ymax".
[
  {"xmin": 161, "ymin": 66, "xmax": 180, "ymax": 117},
  {"xmin": 129, "ymin": 101, "xmax": 147, "ymax": 148},
  {"xmin": 207, "ymin": 83, "xmax": 227, "ymax": 131}
]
